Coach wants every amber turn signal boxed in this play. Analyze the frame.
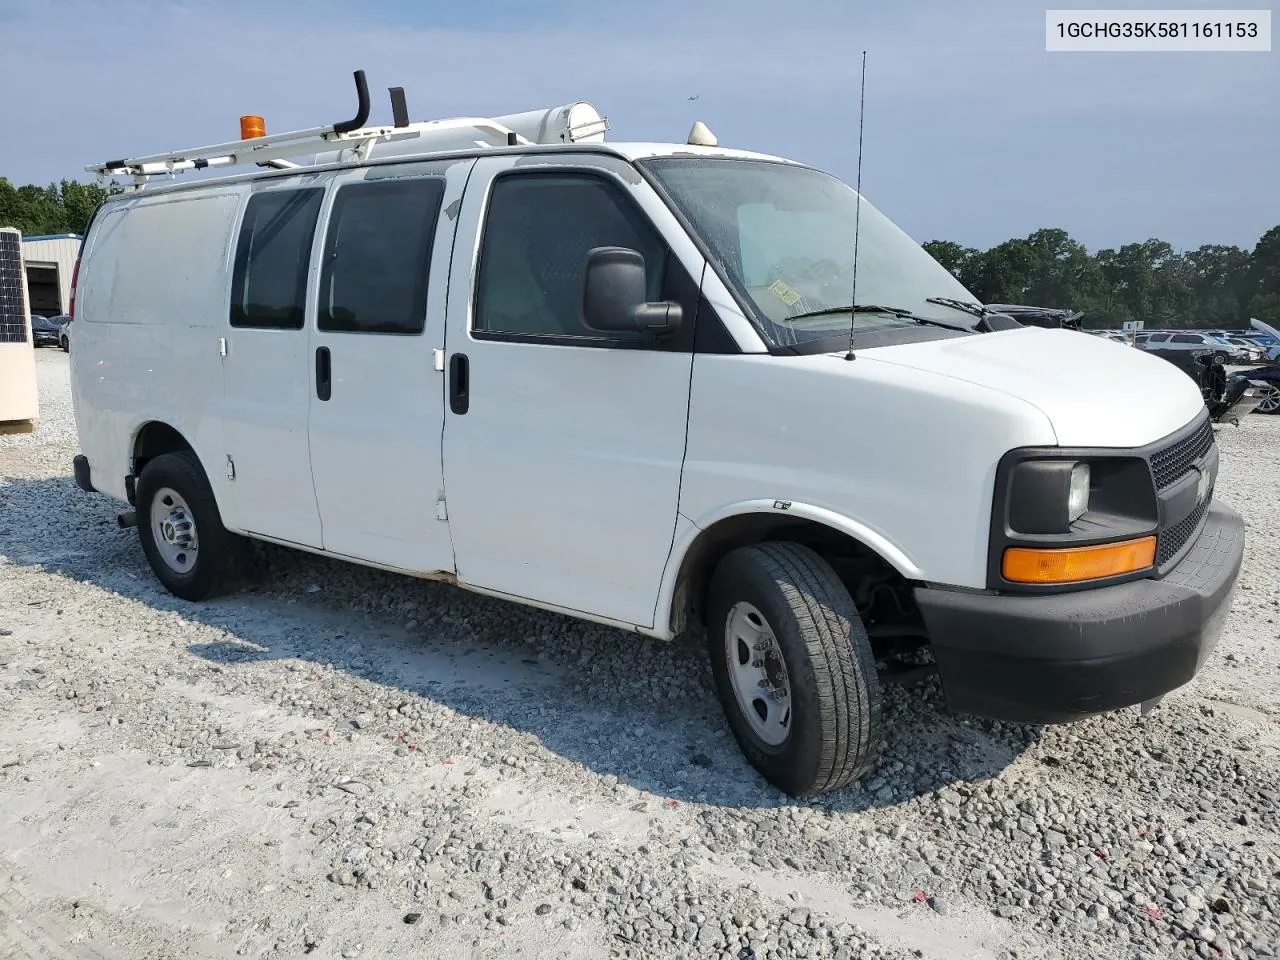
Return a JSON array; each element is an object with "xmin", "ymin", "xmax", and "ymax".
[
  {"xmin": 240, "ymin": 115, "xmax": 266, "ymax": 140},
  {"xmin": 1002, "ymin": 536, "xmax": 1156, "ymax": 585}
]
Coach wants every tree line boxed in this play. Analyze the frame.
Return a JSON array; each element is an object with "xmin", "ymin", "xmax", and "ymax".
[
  {"xmin": 3, "ymin": 175, "xmax": 1277, "ymax": 332},
  {"xmin": 0, "ymin": 177, "xmax": 120, "ymax": 239},
  {"xmin": 923, "ymin": 226, "xmax": 1280, "ymax": 331}
]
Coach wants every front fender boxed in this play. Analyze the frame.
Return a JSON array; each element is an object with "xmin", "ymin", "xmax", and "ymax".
[{"xmin": 651, "ymin": 499, "xmax": 923, "ymax": 638}]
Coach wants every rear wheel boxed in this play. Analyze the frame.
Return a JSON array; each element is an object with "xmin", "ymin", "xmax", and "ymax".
[
  {"xmin": 136, "ymin": 451, "xmax": 239, "ymax": 600},
  {"xmin": 706, "ymin": 542, "xmax": 883, "ymax": 797}
]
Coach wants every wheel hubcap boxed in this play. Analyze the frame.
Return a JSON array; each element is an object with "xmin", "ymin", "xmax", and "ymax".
[
  {"xmin": 724, "ymin": 601, "xmax": 792, "ymax": 746},
  {"xmin": 1259, "ymin": 385, "xmax": 1280, "ymax": 414},
  {"xmin": 150, "ymin": 487, "xmax": 198, "ymax": 574}
]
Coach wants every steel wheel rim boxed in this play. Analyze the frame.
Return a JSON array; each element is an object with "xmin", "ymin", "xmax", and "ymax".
[
  {"xmin": 724, "ymin": 601, "xmax": 792, "ymax": 746},
  {"xmin": 1258, "ymin": 385, "xmax": 1280, "ymax": 414},
  {"xmin": 150, "ymin": 486, "xmax": 198, "ymax": 574}
]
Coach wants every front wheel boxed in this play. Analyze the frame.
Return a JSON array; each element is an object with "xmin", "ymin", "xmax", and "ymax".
[
  {"xmin": 136, "ymin": 451, "xmax": 239, "ymax": 601},
  {"xmin": 706, "ymin": 542, "xmax": 883, "ymax": 797}
]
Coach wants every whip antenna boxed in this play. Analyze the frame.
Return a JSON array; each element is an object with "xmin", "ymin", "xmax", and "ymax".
[{"xmin": 844, "ymin": 50, "xmax": 868, "ymax": 362}]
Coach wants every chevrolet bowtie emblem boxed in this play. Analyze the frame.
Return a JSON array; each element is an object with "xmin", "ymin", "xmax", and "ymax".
[{"xmin": 1195, "ymin": 467, "xmax": 1212, "ymax": 505}]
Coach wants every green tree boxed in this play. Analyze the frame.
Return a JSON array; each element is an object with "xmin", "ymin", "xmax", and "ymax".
[
  {"xmin": 921, "ymin": 240, "xmax": 978, "ymax": 280},
  {"xmin": 952, "ymin": 228, "xmax": 1108, "ymax": 317},
  {"xmin": 1246, "ymin": 227, "xmax": 1280, "ymax": 327},
  {"xmin": 1181, "ymin": 244, "xmax": 1250, "ymax": 328},
  {"xmin": 1094, "ymin": 240, "xmax": 1192, "ymax": 327},
  {"xmin": 0, "ymin": 177, "xmax": 120, "ymax": 236},
  {"xmin": 954, "ymin": 237, "xmax": 1037, "ymax": 303}
]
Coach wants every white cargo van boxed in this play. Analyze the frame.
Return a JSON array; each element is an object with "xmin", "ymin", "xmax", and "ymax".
[{"xmin": 69, "ymin": 74, "xmax": 1244, "ymax": 796}]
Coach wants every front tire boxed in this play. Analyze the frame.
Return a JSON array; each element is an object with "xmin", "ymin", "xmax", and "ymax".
[
  {"xmin": 706, "ymin": 542, "xmax": 883, "ymax": 797},
  {"xmin": 136, "ymin": 451, "xmax": 238, "ymax": 601}
]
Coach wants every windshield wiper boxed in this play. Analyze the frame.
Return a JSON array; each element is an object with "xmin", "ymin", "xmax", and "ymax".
[
  {"xmin": 910, "ymin": 314, "xmax": 972, "ymax": 332},
  {"xmin": 786, "ymin": 303, "xmax": 972, "ymax": 333},
  {"xmin": 785, "ymin": 304, "xmax": 914, "ymax": 323},
  {"xmin": 925, "ymin": 296, "xmax": 989, "ymax": 319}
]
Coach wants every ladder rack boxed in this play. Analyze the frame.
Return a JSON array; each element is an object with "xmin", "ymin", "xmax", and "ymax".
[{"xmin": 87, "ymin": 70, "xmax": 609, "ymax": 188}]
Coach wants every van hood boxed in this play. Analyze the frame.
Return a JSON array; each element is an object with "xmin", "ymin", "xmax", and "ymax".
[{"xmin": 861, "ymin": 327, "xmax": 1207, "ymax": 447}]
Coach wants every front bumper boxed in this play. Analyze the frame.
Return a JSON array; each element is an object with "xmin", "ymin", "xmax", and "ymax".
[{"xmin": 916, "ymin": 502, "xmax": 1244, "ymax": 724}]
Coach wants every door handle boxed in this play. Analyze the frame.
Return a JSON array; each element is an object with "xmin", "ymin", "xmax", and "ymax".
[
  {"xmin": 449, "ymin": 353, "xmax": 469, "ymax": 415},
  {"xmin": 316, "ymin": 346, "xmax": 332, "ymax": 401}
]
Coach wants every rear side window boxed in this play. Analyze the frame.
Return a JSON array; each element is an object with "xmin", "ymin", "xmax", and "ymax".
[
  {"xmin": 230, "ymin": 189, "xmax": 323, "ymax": 329},
  {"xmin": 318, "ymin": 178, "xmax": 445, "ymax": 335},
  {"xmin": 1172, "ymin": 334, "xmax": 1201, "ymax": 344}
]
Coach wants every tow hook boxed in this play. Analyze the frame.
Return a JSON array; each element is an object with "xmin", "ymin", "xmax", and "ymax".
[{"xmin": 117, "ymin": 510, "xmax": 137, "ymax": 529}]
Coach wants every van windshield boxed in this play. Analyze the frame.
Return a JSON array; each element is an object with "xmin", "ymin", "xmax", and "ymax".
[{"xmin": 641, "ymin": 157, "xmax": 983, "ymax": 348}]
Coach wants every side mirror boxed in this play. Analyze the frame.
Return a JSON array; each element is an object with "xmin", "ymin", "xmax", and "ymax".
[{"xmin": 581, "ymin": 246, "xmax": 682, "ymax": 337}]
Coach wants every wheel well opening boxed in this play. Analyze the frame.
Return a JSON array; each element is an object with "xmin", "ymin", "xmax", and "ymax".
[
  {"xmin": 133, "ymin": 422, "xmax": 193, "ymax": 478},
  {"xmin": 671, "ymin": 515, "xmax": 924, "ymax": 651}
]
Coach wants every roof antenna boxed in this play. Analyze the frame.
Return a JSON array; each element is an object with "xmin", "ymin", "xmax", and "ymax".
[{"xmin": 844, "ymin": 50, "xmax": 868, "ymax": 362}]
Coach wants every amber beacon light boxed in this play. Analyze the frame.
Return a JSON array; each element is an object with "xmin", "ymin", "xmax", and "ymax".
[
  {"xmin": 240, "ymin": 115, "xmax": 267, "ymax": 139},
  {"xmin": 1002, "ymin": 536, "xmax": 1157, "ymax": 585}
]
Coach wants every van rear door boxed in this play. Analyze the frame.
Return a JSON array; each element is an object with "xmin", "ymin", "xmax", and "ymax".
[{"xmin": 304, "ymin": 158, "xmax": 472, "ymax": 574}]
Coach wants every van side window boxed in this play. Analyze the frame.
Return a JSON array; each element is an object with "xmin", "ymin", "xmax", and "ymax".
[
  {"xmin": 474, "ymin": 173, "xmax": 666, "ymax": 340},
  {"xmin": 230, "ymin": 189, "xmax": 323, "ymax": 330},
  {"xmin": 319, "ymin": 178, "xmax": 445, "ymax": 335}
]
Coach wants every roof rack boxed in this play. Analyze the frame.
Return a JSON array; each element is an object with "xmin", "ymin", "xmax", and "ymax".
[{"xmin": 87, "ymin": 70, "xmax": 609, "ymax": 188}]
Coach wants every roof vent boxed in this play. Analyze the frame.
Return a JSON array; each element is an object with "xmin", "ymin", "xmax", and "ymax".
[{"xmin": 687, "ymin": 121, "xmax": 717, "ymax": 146}]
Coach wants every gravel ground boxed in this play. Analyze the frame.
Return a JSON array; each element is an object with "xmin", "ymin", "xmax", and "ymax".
[{"xmin": 2, "ymin": 349, "xmax": 1278, "ymax": 960}]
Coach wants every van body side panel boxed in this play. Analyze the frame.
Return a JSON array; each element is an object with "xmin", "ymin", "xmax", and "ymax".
[
  {"xmin": 72, "ymin": 190, "xmax": 241, "ymax": 504},
  {"xmin": 678, "ymin": 354, "xmax": 1058, "ymax": 591}
]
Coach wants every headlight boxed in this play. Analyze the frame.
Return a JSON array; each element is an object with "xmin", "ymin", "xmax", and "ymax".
[
  {"xmin": 1004, "ymin": 460, "xmax": 1093, "ymax": 534},
  {"xmin": 992, "ymin": 452, "xmax": 1160, "ymax": 590},
  {"xmin": 1067, "ymin": 463, "xmax": 1090, "ymax": 523}
]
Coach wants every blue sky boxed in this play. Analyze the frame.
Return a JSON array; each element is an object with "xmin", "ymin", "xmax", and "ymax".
[{"xmin": 1, "ymin": 0, "xmax": 1275, "ymax": 253}]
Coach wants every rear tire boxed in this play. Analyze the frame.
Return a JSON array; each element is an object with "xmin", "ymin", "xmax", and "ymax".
[
  {"xmin": 706, "ymin": 542, "xmax": 883, "ymax": 797},
  {"xmin": 136, "ymin": 451, "xmax": 239, "ymax": 601}
]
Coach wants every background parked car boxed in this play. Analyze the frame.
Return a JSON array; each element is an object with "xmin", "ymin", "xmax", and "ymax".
[
  {"xmin": 30, "ymin": 315, "xmax": 67, "ymax": 348},
  {"xmin": 1139, "ymin": 331, "xmax": 1232, "ymax": 362},
  {"xmin": 983, "ymin": 303, "xmax": 1084, "ymax": 330},
  {"xmin": 1239, "ymin": 365, "xmax": 1280, "ymax": 414},
  {"xmin": 1222, "ymin": 336, "xmax": 1266, "ymax": 363},
  {"xmin": 47, "ymin": 314, "xmax": 73, "ymax": 351}
]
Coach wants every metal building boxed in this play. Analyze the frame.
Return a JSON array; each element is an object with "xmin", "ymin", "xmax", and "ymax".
[{"xmin": 21, "ymin": 233, "xmax": 82, "ymax": 318}]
